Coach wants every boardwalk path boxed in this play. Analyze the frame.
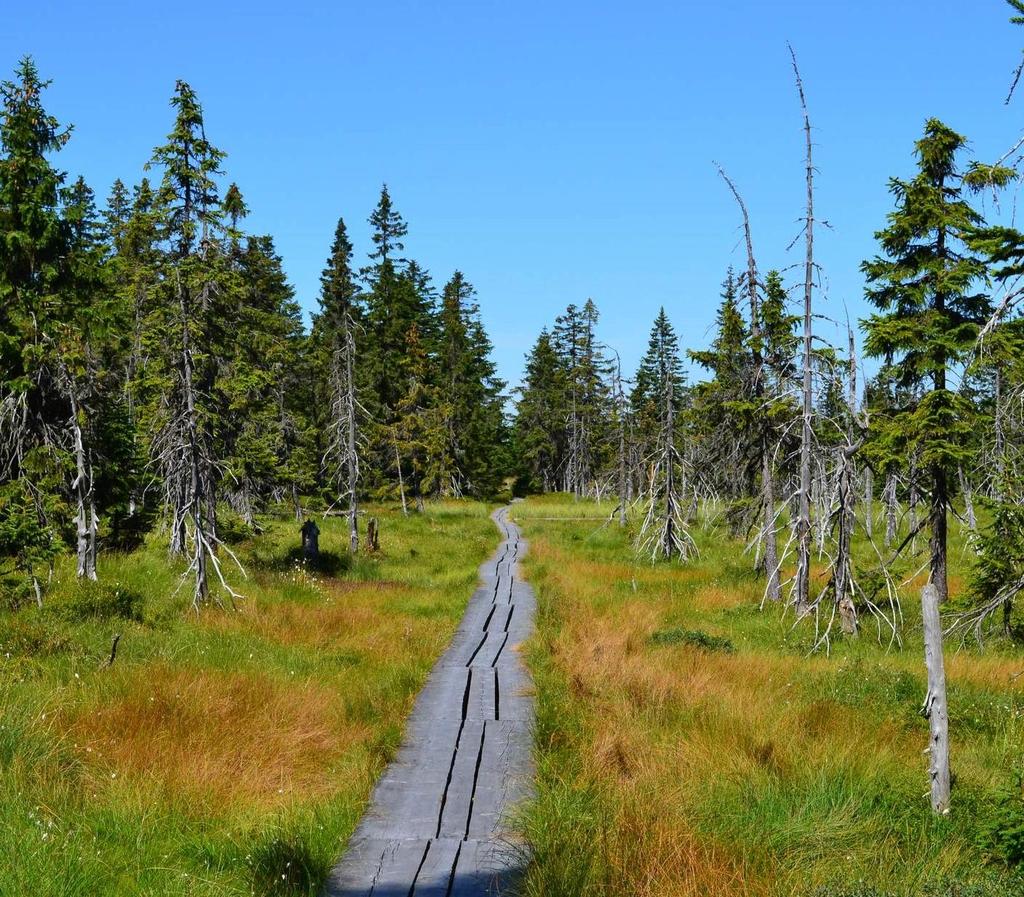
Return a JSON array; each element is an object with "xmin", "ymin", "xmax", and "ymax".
[{"xmin": 323, "ymin": 506, "xmax": 535, "ymax": 897}]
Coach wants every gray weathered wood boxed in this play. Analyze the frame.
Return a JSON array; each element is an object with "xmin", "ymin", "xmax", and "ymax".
[
  {"xmin": 323, "ymin": 507, "xmax": 533, "ymax": 896},
  {"xmin": 921, "ymin": 582, "xmax": 950, "ymax": 814}
]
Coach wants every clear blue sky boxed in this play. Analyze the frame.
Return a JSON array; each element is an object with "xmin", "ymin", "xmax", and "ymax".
[{"xmin": 5, "ymin": 1, "xmax": 1024, "ymax": 389}]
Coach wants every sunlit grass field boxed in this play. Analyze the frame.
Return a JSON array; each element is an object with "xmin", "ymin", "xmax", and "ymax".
[
  {"xmin": 512, "ymin": 495, "xmax": 1024, "ymax": 897},
  {"xmin": 0, "ymin": 502, "xmax": 498, "ymax": 896}
]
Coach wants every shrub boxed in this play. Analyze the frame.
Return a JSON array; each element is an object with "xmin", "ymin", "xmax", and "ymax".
[{"xmin": 979, "ymin": 775, "xmax": 1024, "ymax": 868}]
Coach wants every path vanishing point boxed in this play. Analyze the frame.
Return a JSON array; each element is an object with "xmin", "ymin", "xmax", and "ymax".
[{"xmin": 323, "ymin": 506, "xmax": 536, "ymax": 897}]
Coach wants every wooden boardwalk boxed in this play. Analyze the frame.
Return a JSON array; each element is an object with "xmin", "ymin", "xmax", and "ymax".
[{"xmin": 323, "ymin": 506, "xmax": 535, "ymax": 896}]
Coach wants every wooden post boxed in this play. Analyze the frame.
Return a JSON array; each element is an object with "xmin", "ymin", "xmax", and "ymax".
[
  {"xmin": 300, "ymin": 519, "xmax": 320, "ymax": 561},
  {"xmin": 367, "ymin": 517, "xmax": 380, "ymax": 552},
  {"xmin": 921, "ymin": 583, "xmax": 950, "ymax": 814}
]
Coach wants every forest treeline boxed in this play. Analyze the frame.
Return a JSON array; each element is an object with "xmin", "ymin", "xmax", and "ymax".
[
  {"xmin": 512, "ymin": 114, "xmax": 1024, "ymax": 650},
  {"xmin": 2, "ymin": 47, "xmax": 1024, "ymax": 655},
  {"xmin": 0, "ymin": 60, "xmax": 507, "ymax": 608}
]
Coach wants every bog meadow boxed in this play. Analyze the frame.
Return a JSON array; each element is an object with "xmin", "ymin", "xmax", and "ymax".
[{"xmin": 2, "ymin": 2, "xmax": 1024, "ymax": 896}]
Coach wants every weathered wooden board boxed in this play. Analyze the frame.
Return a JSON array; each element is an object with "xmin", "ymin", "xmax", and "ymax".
[{"xmin": 322, "ymin": 507, "xmax": 534, "ymax": 896}]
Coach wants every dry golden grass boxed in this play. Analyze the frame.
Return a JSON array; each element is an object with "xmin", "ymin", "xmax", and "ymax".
[
  {"xmin": 519, "ymin": 506, "xmax": 1020, "ymax": 896},
  {"xmin": 594, "ymin": 797, "xmax": 762, "ymax": 897},
  {"xmin": 201, "ymin": 585, "xmax": 444, "ymax": 660},
  {"xmin": 69, "ymin": 663, "xmax": 370, "ymax": 810}
]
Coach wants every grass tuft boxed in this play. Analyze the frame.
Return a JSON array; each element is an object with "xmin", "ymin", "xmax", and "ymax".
[{"xmin": 650, "ymin": 627, "xmax": 735, "ymax": 653}]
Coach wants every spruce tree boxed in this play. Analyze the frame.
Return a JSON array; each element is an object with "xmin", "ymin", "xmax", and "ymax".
[
  {"xmin": 862, "ymin": 119, "xmax": 1013, "ymax": 603},
  {"xmin": 315, "ymin": 217, "xmax": 363, "ymax": 548},
  {"xmin": 145, "ymin": 80, "xmax": 234, "ymax": 607},
  {"xmin": 689, "ymin": 273, "xmax": 754, "ymax": 504},
  {"xmin": 223, "ymin": 233, "xmax": 304, "ymax": 528},
  {"xmin": 513, "ymin": 330, "xmax": 567, "ymax": 493},
  {"xmin": 0, "ymin": 58, "xmax": 72, "ymax": 602},
  {"xmin": 552, "ymin": 300, "xmax": 611, "ymax": 496},
  {"xmin": 56, "ymin": 176, "xmax": 129, "ymax": 579},
  {"xmin": 435, "ymin": 271, "xmax": 506, "ymax": 497},
  {"xmin": 632, "ymin": 307, "xmax": 685, "ymax": 461},
  {"xmin": 633, "ymin": 309, "xmax": 693, "ymax": 560}
]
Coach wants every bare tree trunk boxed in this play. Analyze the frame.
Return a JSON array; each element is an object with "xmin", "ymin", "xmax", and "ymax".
[
  {"xmin": 930, "ymin": 184, "xmax": 950, "ymax": 604},
  {"xmin": 345, "ymin": 321, "xmax": 359, "ymax": 553},
  {"xmin": 716, "ymin": 164, "xmax": 780, "ymax": 602},
  {"xmin": 885, "ymin": 472, "xmax": 897, "ymax": 548},
  {"xmin": 205, "ymin": 472, "xmax": 218, "ymax": 548},
  {"xmin": 763, "ymin": 451, "xmax": 781, "ymax": 601},
  {"xmin": 921, "ymin": 582, "xmax": 951, "ymax": 814},
  {"xmin": 328, "ymin": 316, "xmax": 360, "ymax": 551},
  {"xmin": 179, "ymin": 278, "xmax": 209, "ymax": 608},
  {"xmin": 846, "ymin": 325, "xmax": 858, "ymax": 529},
  {"xmin": 238, "ymin": 486, "xmax": 256, "ymax": 530},
  {"xmin": 70, "ymin": 394, "xmax": 96, "ymax": 580},
  {"xmin": 930, "ymin": 464, "xmax": 949, "ymax": 604},
  {"xmin": 910, "ymin": 464, "xmax": 920, "ymax": 554},
  {"xmin": 791, "ymin": 45, "xmax": 814, "ymax": 614},
  {"xmin": 170, "ymin": 479, "xmax": 186, "ymax": 556},
  {"xmin": 835, "ymin": 442, "xmax": 861, "ymax": 636},
  {"xmin": 834, "ymin": 326, "xmax": 860, "ymax": 634},
  {"xmin": 958, "ymin": 466, "xmax": 976, "ymax": 533},
  {"xmin": 864, "ymin": 467, "xmax": 874, "ymax": 540},
  {"xmin": 87, "ymin": 494, "xmax": 98, "ymax": 579},
  {"xmin": 994, "ymin": 364, "xmax": 1005, "ymax": 500},
  {"xmin": 662, "ymin": 374, "xmax": 676, "ymax": 558},
  {"xmin": 614, "ymin": 354, "xmax": 628, "ymax": 527},
  {"xmin": 394, "ymin": 434, "xmax": 408, "ymax": 516}
]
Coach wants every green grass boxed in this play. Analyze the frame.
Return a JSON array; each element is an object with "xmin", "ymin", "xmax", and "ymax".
[
  {"xmin": 0, "ymin": 501, "xmax": 497, "ymax": 896},
  {"xmin": 512, "ymin": 494, "xmax": 1024, "ymax": 897}
]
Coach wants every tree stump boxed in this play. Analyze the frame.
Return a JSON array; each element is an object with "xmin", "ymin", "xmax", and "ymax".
[
  {"xmin": 367, "ymin": 517, "xmax": 380, "ymax": 552},
  {"xmin": 300, "ymin": 519, "xmax": 320, "ymax": 561}
]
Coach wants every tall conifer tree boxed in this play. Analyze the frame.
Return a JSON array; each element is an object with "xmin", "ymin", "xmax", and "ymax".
[{"xmin": 862, "ymin": 119, "xmax": 1013, "ymax": 603}]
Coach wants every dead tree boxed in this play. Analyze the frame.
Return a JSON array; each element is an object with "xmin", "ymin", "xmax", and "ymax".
[
  {"xmin": 846, "ymin": 324, "xmax": 859, "ymax": 527},
  {"xmin": 716, "ymin": 164, "xmax": 781, "ymax": 601},
  {"xmin": 637, "ymin": 370, "xmax": 696, "ymax": 561},
  {"xmin": 831, "ymin": 440, "xmax": 862, "ymax": 637},
  {"xmin": 148, "ymin": 82, "xmax": 244, "ymax": 612},
  {"xmin": 829, "ymin": 328, "xmax": 863, "ymax": 637},
  {"xmin": 958, "ymin": 466, "xmax": 977, "ymax": 533},
  {"xmin": 864, "ymin": 467, "xmax": 874, "ymax": 540},
  {"xmin": 393, "ymin": 431, "xmax": 408, "ymax": 516},
  {"xmin": 791, "ymin": 44, "xmax": 815, "ymax": 614},
  {"xmin": 994, "ymin": 363, "xmax": 1006, "ymax": 500},
  {"xmin": 178, "ymin": 270, "xmax": 210, "ymax": 606},
  {"xmin": 920, "ymin": 582, "xmax": 951, "ymax": 814},
  {"xmin": 613, "ymin": 353, "xmax": 629, "ymax": 527},
  {"xmin": 325, "ymin": 308, "xmax": 361, "ymax": 552},
  {"xmin": 320, "ymin": 219, "xmax": 363, "ymax": 551},
  {"xmin": 69, "ymin": 392, "xmax": 98, "ymax": 580},
  {"xmin": 884, "ymin": 471, "xmax": 898, "ymax": 547}
]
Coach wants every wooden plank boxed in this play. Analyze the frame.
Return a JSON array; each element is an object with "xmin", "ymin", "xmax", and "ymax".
[
  {"xmin": 323, "ymin": 509, "xmax": 534, "ymax": 896},
  {"xmin": 466, "ymin": 720, "xmax": 534, "ymax": 840},
  {"xmin": 366, "ymin": 839, "xmax": 430, "ymax": 896},
  {"xmin": 436, "ymin": 719, "xmax": 486, "ymax": 839},
  {"xmin": 323, "ymin": 837, "xmax": 424, "ymax": 897},
  {"xmin": 448, "ymin": 839, "xmax": 523, "ymax": 897},
  {"xmin": 409, "ymin": 838, "xmax": 461, "ymax": 896}
]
